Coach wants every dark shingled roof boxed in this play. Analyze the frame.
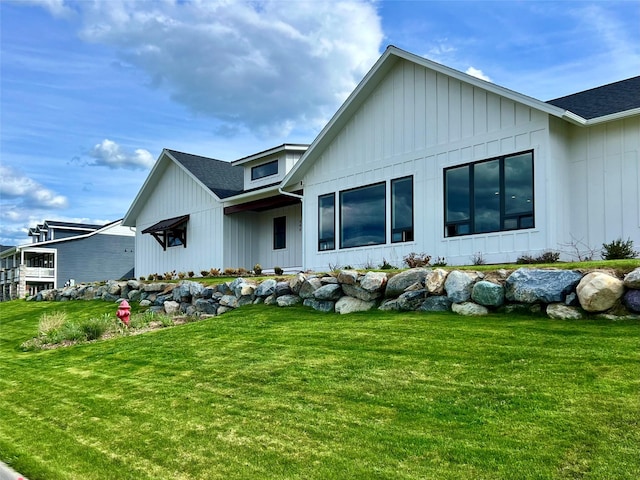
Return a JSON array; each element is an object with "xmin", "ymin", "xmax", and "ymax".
[
  {"xmin": 167, "ymin": 149, "xmax": 244, "ymax": 199},
  {"xmin": 546, "ymin": 76, "xmax": 640, "ymax": 120}
]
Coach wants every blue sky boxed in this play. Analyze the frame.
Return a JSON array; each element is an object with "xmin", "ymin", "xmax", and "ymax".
[{"xmin": 1, "ymin": 0, "xmax": 638, "ymax": 246}]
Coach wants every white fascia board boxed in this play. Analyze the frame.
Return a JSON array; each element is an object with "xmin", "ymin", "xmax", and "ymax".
[
  {"xmin": 222, "ymin": 184, "xmax": 281, "ymax": 205},
  {"xmin": 585, "ymin": 107, "xmax": 640, "ymax": 125},
  {"xmin": 232, "ymin": 144, "xmax": 309, "ymax": 166}
]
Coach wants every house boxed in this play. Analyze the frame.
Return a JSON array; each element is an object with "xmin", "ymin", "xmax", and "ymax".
[
  {"xmin": 124, "ymin": 46, "xmax": 639, "ymax": 276},
  {"xmin": 122, "ymin": 145, "xmax": 307, "ymax": 277},
  {"xmin": 0, "ymin": 219, "xmax": 135, "ymax": 300}
]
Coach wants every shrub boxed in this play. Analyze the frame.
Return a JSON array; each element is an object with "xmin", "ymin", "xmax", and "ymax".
[
  {"xmin": 432, "ymin": 257, "xmax": 447, "ymax": 267},
  {"xmin": 403, "ymin": 252, "xmax": 431, "ymax": 268},
  {"xmin": 602, "ymin": 237, "xmax": 638, "ymax": 260},
  {"xmin": 471, "ymin": 252, "xmax": 485, "ymax": 265},
  {"xmin": 224, "ymin": 268, "xmax": 237, "ymax": 276},
  {"xmin": 58, "ymin": 322, "xmax": 86, "ymax": 343},
  {"xmin": 516, "ymin": 251, "xmax": 561, "ymax": 264},
  {"xmin": 187, "ymin": 271, "xmax": 195, "ymax": 278},
  {"xmin": 139, "ymin": 276, "xmax": 146, "ymax": 282},
  {"xmin": 79, "ymin": 315, "xmax": 112, "ymax": 341},
  {"xmin": 379, "ymin": 258, "xmax": 397, "ymax": 270},
  {"xmin": 38, "ymin": 311, "xmax": 68, "ymax": 336},
  {"xmin": 274, "ymin": 266, "xmax": 284, "ymax": 275},
  {"xmin": 177, "ymin": 272, "xmax": 186, "ymax": 279},
  {"xmin": 209, "ymin": 268, "xmax": 221, "ymax": 277},
  {"xmin": 200, "ymin": 270, "xmax": 209, "ymax": 277},
  {"xmin": 238, "ymin": 268, "xmax": 248, "ymax": 275},
  {"xmin": 254, "ymin": 264, "xmax": 263, "ymax": 275}
]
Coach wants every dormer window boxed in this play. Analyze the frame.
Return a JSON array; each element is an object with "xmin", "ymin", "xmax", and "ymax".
[{"xmin": 251, "ymin": 160, "xmax": 278, "ymax": 180}]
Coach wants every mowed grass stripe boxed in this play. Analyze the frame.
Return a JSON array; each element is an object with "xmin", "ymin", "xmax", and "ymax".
[{"xmin": 0, "ymin": 301, "xmax": 638, "ymax": 479}]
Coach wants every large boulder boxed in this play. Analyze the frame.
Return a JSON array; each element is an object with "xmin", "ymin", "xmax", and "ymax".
[
  {"xmin": 313, "ymin": 284, "xmax": 343, "ymax": 301},
  {"xmin": 451, "ymin": 302, "xmax": 488, "ymax": 316},
  {"xmin": 424, "ymin": 269, "xmax": 448, "ymax": 295},
  {"xmin": 397, "ymin": 290, "xmax": 426, "ymax": 311},
  {"xmin": 255, "ymin": 279, "xmax": 277, "ymax": 298},
  {"xmin": 288, "ymin": 273, "xmax": 307, "ymax": 294},
  {"xmin": 335, "ymin": 296, "xmax": 376, "ymax": 314},
  {"xmin": 418, "ymin": 296, "xmax": 452, "ymax": 312},
  {"xmin": 576, "ymin": 272, "xmax": 624, "ymax": 312},
  {"xmin": 342, "ymin": 283, "xmax": 382, "ymax": 302},
  {"xmin": 472, "ymin": 281, "xmax": 504, "ymax": 307},
  {"xmin": 546, "ymin": 303, "xmax": 583, "ymax": 320},
  {"xmin": 505, "ymin": 269, "xmax": 583, "ymax": 304},
  {"xmin": 385, "ymin": 268, "xmax": 430, "ymax": 297},
  {"xmin": 303, "ymin": 298, "xmax": 335, "ymax": 313},
  {"xmin": 163, "ymin": 300, "xmax": 180, "ymax": 315},
  {"xmin": 276, "ymin": 295, "xmax": 302, "ymax": 307},
  {"xmin": 444, "ymin": 270, "xmax": 476, "ymax": 303},
  {"xmin": 623, "ymin": 289, "xmax": 640, "ymax": 313},
  {"xmin": 275, "ymin": 281, "xmax": 292, "ymax": 297},
  {"xmin": 337, "ymin": 269, "xmax": 359, "ymax": 285},
  {"xmin": 623, "ymin": 268, "xmax": 640, "ymax": 289},
  {"xmin": 298, "ymin": 277, "xmax": 323, "ymax": 299},
  {"xmin": 360, "ymin": 271, "xmax": 387, "ymax": 293}
]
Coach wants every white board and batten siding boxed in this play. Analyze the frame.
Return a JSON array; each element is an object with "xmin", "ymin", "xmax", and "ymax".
[
  {"xmin": 561, "ymin": 116, "xmax": 640, "ymax": 254},
  {"xmin": 301, "ymin": 58, "xmax": 557, "ymax": 270},
  {"xmin": 135, "ymin": 161, "xmax": 224, "ymax": 278},
  {"xmin": 223, "ymin": 204, "xmax": 302, "ymax": 271}
]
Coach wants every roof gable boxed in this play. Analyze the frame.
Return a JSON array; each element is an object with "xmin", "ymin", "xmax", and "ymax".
[{"xmin": 546, "ymin": 76, "xmax": 640, "ymax": 120}]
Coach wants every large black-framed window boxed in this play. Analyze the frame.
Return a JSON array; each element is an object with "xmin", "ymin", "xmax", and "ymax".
[
  {"xmin": 340, "ymin": 182, "xmax": 386, "ymax": 249},
  {"xmin": 318, "ymin": 193, "xmax": 335, "ymax": 251},
  {"xmin": 251, "ymin": 160, "xmax": 278, "ymax": 180},
  {"xmin": 391, "ymin": 176, "xmax": 414, "ymax": 243},
  {"xmin": 273, "ymin": 216, "xmax": 286, "ymax": 250},
  {"xmin": 444, "ymin": 151, "xmax": 534, "ymax": 237}
]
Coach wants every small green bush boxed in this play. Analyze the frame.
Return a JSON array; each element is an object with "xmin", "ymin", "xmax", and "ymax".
[
  {"xmin": 274, "ymin": 266, "xmax": 284, "ymax": 275},
  {"xmin": 602, "ymin": 237, "xmax": 638, "ymax": 260},
  {"xmin": 79, "ymin": 315, "xmax": 112, "ymax": 341},
  {"xmin": 38, "ymin": 311, "xmax": 68, "ymax": 336},
  {"xmin": 379, "ymin": 258, "xmax": 397, "ymax": 270},
  {"xmin": 517, "ymin": 251, "xmax": 560, "ymax": 264}
]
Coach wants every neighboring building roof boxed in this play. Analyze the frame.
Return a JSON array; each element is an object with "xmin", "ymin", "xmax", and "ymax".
[
  {"xmin": 547, "ymin": 76, "xmax": 640, "ymax": 119},
  {"xmin": 167, "ymin": 149, "xmax": 244, "ymax": 199},
  {"xmin": 44, "ymin": 220, "xmax": 104, "ymax": 230}
]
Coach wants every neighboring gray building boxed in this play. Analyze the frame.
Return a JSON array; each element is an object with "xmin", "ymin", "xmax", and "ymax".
[{"xmin": 0, "ymin": 219, "xmax": 135, "ymax": 300}]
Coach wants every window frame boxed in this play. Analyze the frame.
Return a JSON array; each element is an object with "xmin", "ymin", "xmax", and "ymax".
[
  {"xmin": 444, "ymin": 150, "xmax": 534, "ymax": 238},
  {"xmin": 251, "ymin": 160, "xmax": 279, "ymax": 181},
  {"xmin": 318, "ymin": 193, "xmax": 336, "ymax": 251},
  {"xmin": 273, "ymin": 216, "xmax": 286, "ymax": 250},
  {"xmin": 391, "ymin": 175, "xmax": 414, "ymax": 243}
]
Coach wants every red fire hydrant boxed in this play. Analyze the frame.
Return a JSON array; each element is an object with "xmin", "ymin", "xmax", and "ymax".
[{"xmin": 116, "ymin": 299, "xmax": 131, "ymax": 327}]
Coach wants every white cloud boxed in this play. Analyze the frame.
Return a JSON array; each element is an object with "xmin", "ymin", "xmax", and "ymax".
[
  {"xmin": 0, "ymin": 165, "xmax": 68, "ymax": 209},
  {"xmin": 13, "ymin": 0, "xmax": 75, "ymax": 18},
  {"xmin": 465, "ymin": 67, "xmax": 491, "ymax": 82},
  {"xmin": 70, "ymin": 0, "xmax": 383, "ymax": 137},
  {"xmin": 88, "ymin": 139, "xmax": 155, "ymax": 170}
]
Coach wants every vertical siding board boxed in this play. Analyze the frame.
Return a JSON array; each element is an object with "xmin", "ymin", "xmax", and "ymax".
[
  {"xmin": 460, "ymin": 83, "xmax": 474, "ymax": 138},
  {"xmin": 448, "ymin": 78, "xmax": 461, "ymax": 142},
  {"xmin": 414, "ymin": 66, "xmax": 426, "ymax": 151},
  {"xmin": 436, "ymin": 73, "xmax": 449, "ymax": 145},
  {"xmin": 425, "ymin": 69, "xmax": 438, "ymax": 148},
  {"xmin": 473, "ymin": 88, "xmax": 487, "ymax": 135}
]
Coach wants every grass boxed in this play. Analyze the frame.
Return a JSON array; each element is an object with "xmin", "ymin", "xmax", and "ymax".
[{"xmin": 0, "ymin": 300, "xmax": 639, "ymax": 479}]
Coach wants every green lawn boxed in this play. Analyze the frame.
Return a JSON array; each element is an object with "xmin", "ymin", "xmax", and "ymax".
[{"xmin": 1, "ymin": 300, "xmax": 639, "ymax": 479}]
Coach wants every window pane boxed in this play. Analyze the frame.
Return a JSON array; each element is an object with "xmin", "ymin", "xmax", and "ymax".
[
  {"xmin": 251, "ymin": 160, "xmax": 278, "ymax": 180},
  {"xmin": 273, "ymin": 216, "xmax": 286, "ymax": 250},
  {"xmin": 445, "ymin": 166, "xmax": 470, "ymax": 223},
  {"xmin": 473, "ymin": 159, "xmax": 500, "ymax": 233},
  {"xmin": 318, "ymin": 194, "xmax": 335, "ymax": 251},
  {"xmin": 504, "ymin": 152, "xmax": 534, "ymax": 216},
  {"xmin": 340, "ymin": 183, "xmax": 386, "ymax": 248},
  {"xmin": 391, "ymin": 176, "xmax": 413, "ymax": 243}
]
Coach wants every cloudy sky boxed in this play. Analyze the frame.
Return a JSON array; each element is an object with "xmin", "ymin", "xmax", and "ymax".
[{"xmin": 1, "ymin": 0, "xmax": 638, "ymax": 246}]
